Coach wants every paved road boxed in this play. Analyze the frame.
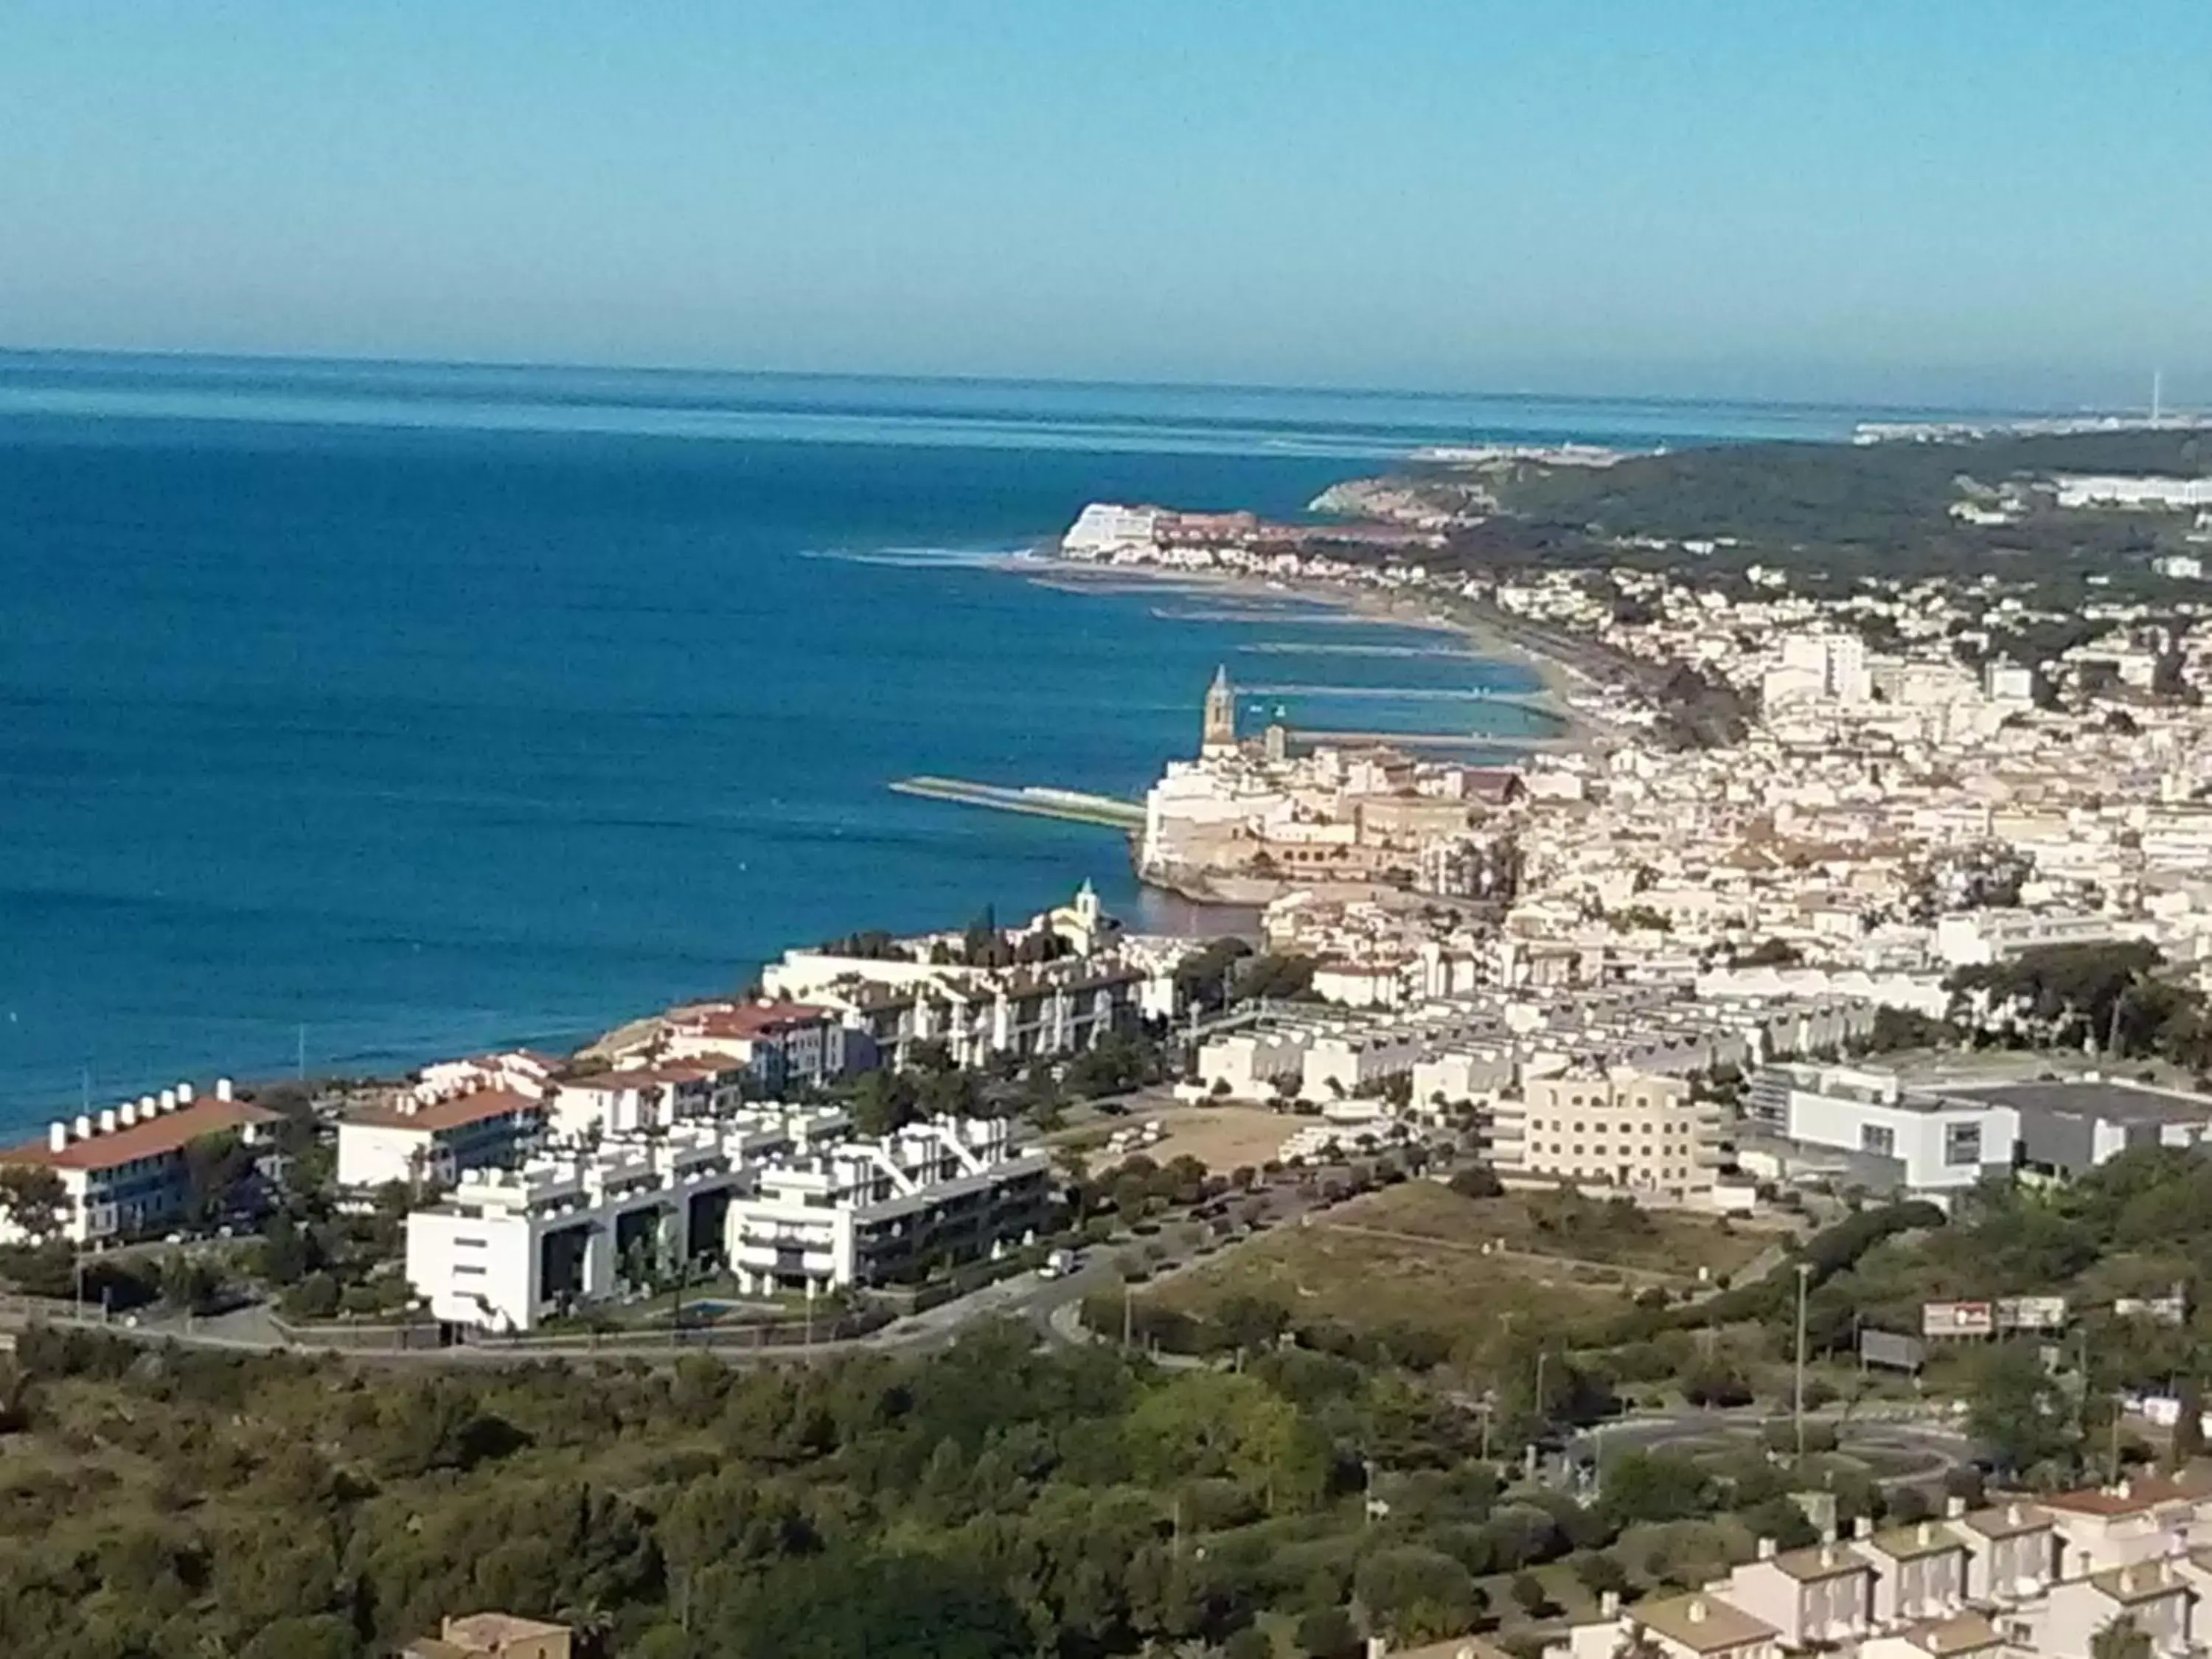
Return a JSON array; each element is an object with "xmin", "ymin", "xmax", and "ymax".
[
  {"xmin": 42, "ymin": 1175, "xmax": 1332, "ymax": 1368},
  {"xmin": 1565, "ymin": 1405, "xmax": 1975, "ymax": 1487}
]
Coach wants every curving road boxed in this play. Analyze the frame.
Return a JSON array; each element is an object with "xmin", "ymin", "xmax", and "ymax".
[{"xmin": 1566, "ymin": 1405, "xmax": 1976, "ymax": 1487}]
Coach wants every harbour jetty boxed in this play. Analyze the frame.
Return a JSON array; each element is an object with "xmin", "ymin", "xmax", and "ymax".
[{"xmin": 890, "ymin": 776, "xmax": 1146, "ymax": 831}]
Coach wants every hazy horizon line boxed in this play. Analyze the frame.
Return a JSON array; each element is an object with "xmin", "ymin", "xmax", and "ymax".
[{"xmin": 0, "ymin": 341, "xmax": 2159, "ymax": 425}]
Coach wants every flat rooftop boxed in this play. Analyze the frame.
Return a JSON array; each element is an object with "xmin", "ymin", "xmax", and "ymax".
[{"xmin": 1944, "ymin": 1078, "xmax": 2212, "ymax": 1126}]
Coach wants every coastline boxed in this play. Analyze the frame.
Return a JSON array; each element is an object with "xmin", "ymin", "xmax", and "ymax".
[{"xmin": 1010, "ymin": 552, "xmax": 1601, "ymax": 751}]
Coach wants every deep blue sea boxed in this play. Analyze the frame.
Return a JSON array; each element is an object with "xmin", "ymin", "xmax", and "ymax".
[{"xmin": 0, "ymin": 355, "xmax": 1990, "ymax": 1126}]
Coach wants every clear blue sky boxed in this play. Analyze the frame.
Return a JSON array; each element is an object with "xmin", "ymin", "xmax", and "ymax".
[{"xmin": 5, "ymin": 1, "xmax": 2208, "ymax": 406}]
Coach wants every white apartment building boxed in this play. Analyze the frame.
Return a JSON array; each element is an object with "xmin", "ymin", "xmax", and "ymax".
[
  {"xmin": 2053, "ymin": 475, "xmax": 2212, "ymax": 512},
  {"xmin": 403, "ymin": 1107, "xmax": 848, "ymax": 1332},
  {"xmin": 725, "ymin": 1116, "xmax": 1051, "ymax": 1295},
  {"xmin": 2034, "ymin": 1562, "xmax": 2194, "ymax": 1659},
  {"xmin": 658, "ymin": 1002, "xmax": 858, "ymax": 1092},
  {"xmin": 1934, "ymin": 908, "xmax": 2141, "ymax": 968},
  {"xmin": 551, "ymin": 1062, "xmax": 745, "ymax": 1140},
  {"xmin": 1744, "ymin": 1062, "xmax": 2017, "ymax": 1193},
  {"xmin": 1864, "ymin": 1520, "xmax": 1972, "ymax": 1624},
  {"xmin": 1060, "ymin": 501, "xmax": 1163, "ymax": 554},
  {"xmin": 1961, "ymin": 1501, "xmax": 2056, "ymax": 1604},
  {"xmin": 1411, "ymin": 1047, "xmax": 1516, "ymax": 1111},
  {"xmin": 2042, "ymin": 1477, "xmax": 2212, "ymax": 1579},
  {"xmin": 1719, "ymin": 1539, "xmax": 1877, "ymax": 1649},
  {"xmin": 0, "ymin": 1081, "xmax": 276, "ymax": 1245},
  {"xmin": 1764, "ymin": 632, "xmax": 1873, "ymax": 709},
  {"xmin": 1196, "ymin": 1029, "xmax": 1309, "ymax": 1101},
  {"xmin": 337, "ymin": 1088, "xmax": 547, "ymax": 1193},
  {"xmin": 764, "ymin": 926, "xmax": 1149, "ymax": 1071},
  {"xmin": 1857, "ymin": 1614, "xmax": 2005, "ymax": 1659},
  {"xmin": 1493, "ymin": 1068, "xmax": 1721, "ymax": 1202}
]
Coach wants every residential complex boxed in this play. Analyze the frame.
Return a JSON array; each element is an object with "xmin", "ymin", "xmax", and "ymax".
[
  {"xmin": 403, "ymin": 1110, "xmax": 1046, "ymax": 1331},
  {"xmin": 724, "ymin": 1115, "xmax": 1051, "ymax": 1295},
  {"xmin": 759, "ymin": 884, "xmax": 1161, "ymax": 1068},
  {"xmin": 1194, "ymin": 980, "xmax": 1863, "ymax": 1206},
  {"xmin": 1556, "ymin": 1480, "xmax": 2212, "ymax": 1659},
  {"xmin": 0, "ymin": 1079, "xmax": 277, "ymax": 1245}
]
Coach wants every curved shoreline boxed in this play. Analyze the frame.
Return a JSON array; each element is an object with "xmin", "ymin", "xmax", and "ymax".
[{"xmin": 1013, "ymin": 552, "xmax": 1598, "ymax": 749}]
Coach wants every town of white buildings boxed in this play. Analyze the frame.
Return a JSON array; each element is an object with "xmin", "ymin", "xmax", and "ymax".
[
  {"xmin": 1061, "ymin": 481, "xmax": 2212, "ymax": 1204},
  {"xmin": 13, "ymin": 464, "xmax": 2212, "ymax": 1335}
]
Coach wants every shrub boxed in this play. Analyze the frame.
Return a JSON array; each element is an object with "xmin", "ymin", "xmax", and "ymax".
[{"xmin": 1449, "ymin": 1165, "xmax": 1505, "ymax": 1200}]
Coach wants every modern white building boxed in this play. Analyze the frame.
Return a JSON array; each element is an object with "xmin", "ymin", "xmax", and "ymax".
[
  {"xmin": 1194, "ymin": 1029, "xmax": 1308, "ymax": 1100},
  {"xmin": 658, "ymin": 1002, "xmax": 859, "ymax": 1093},
  {"xmin": 403, "ymin": 1107, "xmax": 848, "ymax": 1332},
  {"xmin": 550, "ymin": 1062, "xmax": 748, "ymax": 1140},
  {"xmin": 1934, "ymin": 908, "xmax": 2142, "ymax": 968},
  {"xmin": 725, "ymin": 1116, "xmax": 1052, "ymax": 1295},
  {"xmin": 1744, "ymin": 1062, "xmax": 2017, "ymax": 1192},
  {"xmin": 2053, "ymin": 474, "xmax": 2212, "ymax": 512},
  {"xmin": 403, "ymin": 1110, "xmax": 1046, "ymax": 1331},
  {"xmin": 1764, "ymin": 632, "xmax": 1873, "ymax": 709},
  {"xmin": 1411, "ymin": 1047, "xmax": 1516, "ymax": 1112},
  {"xmin": 1060, "ymin": 501, "xmax": 1163, "ymax": 555},
  {"xmin": 0, "ymin": 1080, "xmax": 277, "ymax": 1245}
]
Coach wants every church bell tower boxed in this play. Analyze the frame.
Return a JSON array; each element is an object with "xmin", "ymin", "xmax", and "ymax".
[{"xmin": 1201, "ymin": 665, "xmax": 1238, "ymax": 756}]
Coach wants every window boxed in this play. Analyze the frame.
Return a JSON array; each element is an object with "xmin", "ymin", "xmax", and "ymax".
[
  {"xmin": 1944, "ymin": 1122, "xmax": 1983, "ymax": 1166},
  {"xmin": 1861, "ymin": 1124, "xmax": 1897, "ymax": 1157}
]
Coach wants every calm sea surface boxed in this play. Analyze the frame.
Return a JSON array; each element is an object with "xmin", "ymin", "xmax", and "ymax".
[{"xmin": 0, "ymin": 355, "xmax": 1985, "ymax": 1125}]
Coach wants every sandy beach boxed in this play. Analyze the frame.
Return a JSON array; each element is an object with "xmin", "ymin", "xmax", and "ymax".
[{"xmin": 1013, "ymin": 553, "xmax": 1603, "ymax": 751}]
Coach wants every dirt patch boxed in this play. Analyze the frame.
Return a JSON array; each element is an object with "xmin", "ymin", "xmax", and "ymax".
[
  {"xmin": 1330, "ymin": 1182, "xmax": 1767, "ymax": 1281},
  {"xmin": 1107, "ymin": 1104, "xmax": 1298, "ymax": 1175}
]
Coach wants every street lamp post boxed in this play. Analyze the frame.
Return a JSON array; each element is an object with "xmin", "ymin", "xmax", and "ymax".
[{"xmin": 1794, "ymin": 1262, "xmax": 1814, "ymax": 1464}]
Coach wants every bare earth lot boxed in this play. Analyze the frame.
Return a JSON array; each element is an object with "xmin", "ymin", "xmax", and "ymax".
[{"xmin": 1141, "ymin": 1180, "xmax": 1775, "ymax": 1355}]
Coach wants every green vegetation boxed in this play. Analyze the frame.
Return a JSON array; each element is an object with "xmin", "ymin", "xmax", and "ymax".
[
  {"xmin": 0, "ymin": 1314, "xmax": 1841, "ymax": 1659},
  {"xmin": 1430, "ymin": 428, "xmax": 2212, "ymax": 592},
  {"xmin": 1948, "ymin": 942, "xmax": 2212, "ymax": 1069},
  {"xmin": 1121, "ymin": 1184, "xmax": 1770, "ymax": 1401}
]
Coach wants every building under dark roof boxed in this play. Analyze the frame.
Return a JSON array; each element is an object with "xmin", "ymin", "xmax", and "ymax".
[{"xmin": 1944, "ymin": 1077, "xmax": 2212, "ymax": 1176}]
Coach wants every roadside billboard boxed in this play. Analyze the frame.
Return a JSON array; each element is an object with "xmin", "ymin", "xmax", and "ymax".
[
  {"xmin": 1923, "ymin": 1300, "xmax": 1995, "ymax": 1338},
  {"xmin": 1860, "ymin": 1329, "xmax": 1926, "ymax": 1372},
  {"xmin": 2115, "ymin": 1295, "xmax": 2187, "ymax": 1326},
  {"xmin": 1996, "ymin": 1295, "xmax": 2069, "ymax": 1332}
]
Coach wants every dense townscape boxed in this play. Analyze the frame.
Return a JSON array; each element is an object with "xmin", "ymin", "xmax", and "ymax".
[{"xmin": 13, "ymin": 427, "xmax": 2212, "ymax": 1659}]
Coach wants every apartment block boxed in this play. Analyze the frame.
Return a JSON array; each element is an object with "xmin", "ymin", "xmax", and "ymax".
[
  {"xmin": 1494, "ymin": 1067, "xmax": 1721, "ymax": 1202},
  {"xmin": 726, "ymin": 1117, "xmax": 1052, "ymax": 1294},
  {"xmin": 0, "ymin": 1080, "xmax": 276, "ymax": 1245},
  {"xmin": 403, "ymin": 1107, "xmax": 845, "ymax": 1332},
  {"xmin": 337, "ymin": 1088, "xmax": 547, "ymax": 1193}
]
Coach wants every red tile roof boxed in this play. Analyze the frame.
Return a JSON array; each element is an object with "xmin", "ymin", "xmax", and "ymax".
[
  {"xmin": 676, "ymin": 1003, "xmax": 832, "ymax": 1040},
  {"xmin": 2043, "ymin": 1478, "xmax": 2195, "ymax": 1516},
  {"xmin": 345, "ymin": 1088, "xmax": 543, "ymax": 1135},
  {"xmin": 1, "ymin": 1098, "xmax": 281, "ymax": 1172}
]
